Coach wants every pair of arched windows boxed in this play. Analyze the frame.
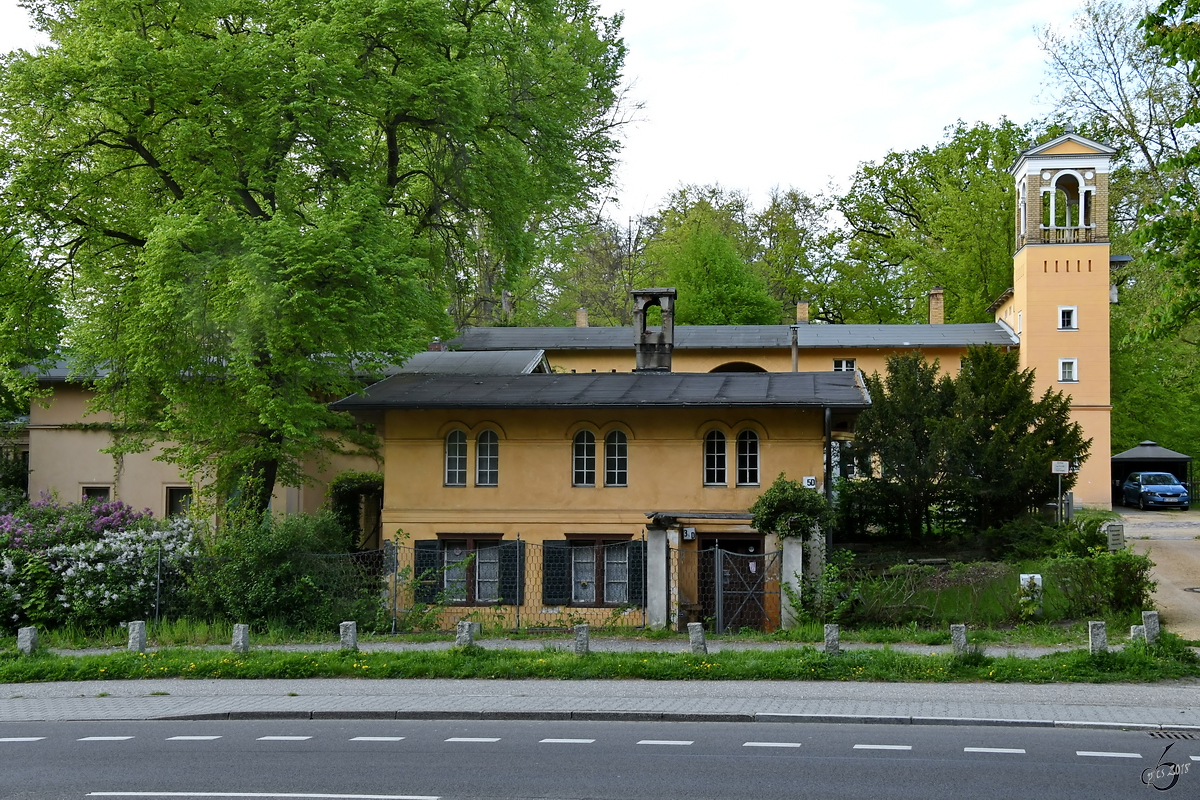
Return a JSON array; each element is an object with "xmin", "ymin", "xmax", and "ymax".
[
  {"xmin": 573, "ymin": 430, "xmax": 628, "ymax": 487},
  {"xmin": 704, "ymin": 430, "xmax": 759, "ymax": 486},
  {"xmin": 445, "ymin": 430, "xmax": 498, "ymax": 487}
]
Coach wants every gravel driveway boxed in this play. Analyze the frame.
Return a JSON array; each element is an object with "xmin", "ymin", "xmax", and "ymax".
[{"xmin": 1121, "ymin": 507, "xmax": 1200, "ymax": 640}]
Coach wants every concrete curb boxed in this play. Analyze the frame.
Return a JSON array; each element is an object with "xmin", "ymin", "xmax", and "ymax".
[{"xmin": 144, "ymin": 709, "xmax": 1199, "ymax": 731}]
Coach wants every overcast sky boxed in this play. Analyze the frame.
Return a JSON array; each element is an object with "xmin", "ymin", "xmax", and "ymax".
[{"xmin": 1, "ymin": 0, "xmax": 1084, "ymax": 217}]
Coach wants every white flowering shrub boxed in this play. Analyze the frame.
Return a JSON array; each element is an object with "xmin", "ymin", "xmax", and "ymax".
[
  {"xmin": 41, "ymin": 518, "xmax": 202, "ymax": 629},
  {"xmin": 0, "ymin": 498, "xmax": 205, "ymax": 631}
]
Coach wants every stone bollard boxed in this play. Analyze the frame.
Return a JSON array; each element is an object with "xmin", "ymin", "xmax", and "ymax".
[
  {"xmin": 1088, "ymin": 620, "xmax": 1107, "ymax": 654},
  {"xmin": 1130, "ymin": 624, "xmax": 1146, "ymax": 643},
  {"xmin": 339, "ymin": 621, "xmax": 358, "ymax": 651},
  {"xmin": 950, "ymin": 624, "xmax": 967, "ymax": 656},
  {"xmin": 687, "ymin": 622, "xmax": 707, "ymax": 655},
  {"xmin": 127, "ymin": 620, "xmax": 146, "ymax": 653},
  {"xmin": 232, "ymin": 624, "xmax": 250, "ymax": 654},
  {"xmin": 456, "ymin": 619, "xmax": 474, "ymax": 647},
  {"xmin": 824, "ymin": 623, "xmax": 840, "ymax": 656},
  {"xmin": 574, "ymin": 624, "xmax": 590, "ymax": 656},
  {"xmin": 1142, "ymin": 611, "xmax": 1160, "ymax": 645},
  {"xmin": 16, "ymin": 626, "xmax": 37, "ymax": 655}
]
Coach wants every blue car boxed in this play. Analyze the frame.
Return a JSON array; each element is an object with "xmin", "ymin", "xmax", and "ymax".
[{"xmin": 1121, "ymin": 471, "xmax": 1190, "ymax": 510}]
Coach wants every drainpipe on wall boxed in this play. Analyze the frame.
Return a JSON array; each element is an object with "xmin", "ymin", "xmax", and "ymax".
[{"xmin": 824, "ymin": 406, "xmax": 833, "ymax": 554}]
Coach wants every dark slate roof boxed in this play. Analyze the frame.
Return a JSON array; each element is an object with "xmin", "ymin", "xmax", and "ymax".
[
  {"xmin": 333, "ymin": 371, "xmax": 870, "ymax": 411},
  {"xmin": 386, "ymin": 349, "xmax": 549, "ymax": 375},
  {"xmin": 1111, "ymin": 441, "xmax": 1193, "ymax": 462},
  {"xmin": 449, "ymin": 323, "xmax": 1017, "ymax": 351},
  {"xmin": 21, "ymin": 359, "xmax": 107, "ymax": 383}
]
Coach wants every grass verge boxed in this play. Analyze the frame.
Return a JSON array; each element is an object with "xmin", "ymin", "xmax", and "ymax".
[{"xmin": 0, "ymin": 636, "xmax": 1195, "ymax": 684}]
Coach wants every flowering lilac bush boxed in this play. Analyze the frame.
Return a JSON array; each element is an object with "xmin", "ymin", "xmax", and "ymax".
[{"xmin": 0, "ymin": 497, "xmax": 203, "ymax": 631}]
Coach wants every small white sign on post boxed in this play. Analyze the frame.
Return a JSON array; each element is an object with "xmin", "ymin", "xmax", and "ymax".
[
  {"xmin": 802, "ymin": 476, "xmax": 818, "ymax": 489},
  {"xmin": 1103, "ymin": 522, "xmax": 1125, "ymax": 552},
  {"xmin": 1051, "ymin": 461, "xmax": 1071, "ymax": 475}
]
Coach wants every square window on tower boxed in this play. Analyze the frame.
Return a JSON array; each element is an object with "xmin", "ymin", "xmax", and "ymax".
[{"xmin": 1059, "ymin": 306, "xmax": 1078, "ymax": 330}]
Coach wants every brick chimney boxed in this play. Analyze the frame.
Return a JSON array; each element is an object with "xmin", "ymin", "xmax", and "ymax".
[
  {"xmin": 632, "ymin": 288, "xmax": 676, "ymax": 373},
  {"xmin": 427, "ymin": 337, "xmax": 446, "ymax": 352},
  {"xmin": 796, "ymin": 301, "xmax": 810, "ymax": 324},
  {"xmin": 575, "ymin": 307, "xmax": 588, "ymax": 327},
  {"xmin": 928, "ymin": 287, "xmax": 944, "ymax": 325}
]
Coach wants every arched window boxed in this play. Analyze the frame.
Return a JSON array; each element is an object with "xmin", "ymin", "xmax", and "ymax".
[
  {"xmin": 476, "ymin": 430, "xmax": 498, "ymax": 486},
  {"xmin": 445, "ymin": 430, "xmax": 467, "ymax": 486},
  {"xmin": 573, "ymin": 430, "xmax": 596, "ymax": 486},
  {"xmin": 605, "ymin": 430, "xmax": 628, "ymax": 487},
  {"xmin": 736, "ymin": 430, "xmax": 760, "ymax": 486},
  {"xmin": 704, "ymin": 430, "xmax": 726, "ymax": 486}
]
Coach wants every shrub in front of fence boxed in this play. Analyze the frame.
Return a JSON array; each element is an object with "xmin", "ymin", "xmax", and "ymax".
[
  {"xmin": 181, "ymin": 511, "xmax": 385, "ymax": 631},
  {"xmin": 0, "ymin": 498, "xmax": 200, "ymax": 630}
]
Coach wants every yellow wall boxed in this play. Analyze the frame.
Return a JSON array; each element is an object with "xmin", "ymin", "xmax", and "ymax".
[
  {"xmin": 1008, "ymin": 242, "xmax": 1112, "ymax": 507},
  {"xmin": 28, "ymin": 384, "xmax": 377, "ymax": 516},
  {"xmin": 381, "ymin": 405, "xmax": 826, "ymax": 545},
  {"xmin": 548, "ymin": 346, "xmax": 972, "ymax": 376}
]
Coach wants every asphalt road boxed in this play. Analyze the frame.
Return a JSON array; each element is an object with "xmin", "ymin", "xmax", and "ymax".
[{"xmin": 0, "ymin": 719, "xmax": 1195, "ymax": 800}]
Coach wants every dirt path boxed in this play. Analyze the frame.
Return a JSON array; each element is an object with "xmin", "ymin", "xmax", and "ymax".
[{"xmin": 1121, "ymin": 508, "xmax": 1200, "ymax": 641}]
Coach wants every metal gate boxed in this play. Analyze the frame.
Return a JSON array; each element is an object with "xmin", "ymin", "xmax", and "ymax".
[{"xmin": 672, "ymin": 546, "xmax": 781, "ymax": 633}]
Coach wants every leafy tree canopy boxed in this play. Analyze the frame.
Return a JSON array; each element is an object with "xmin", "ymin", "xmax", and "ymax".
[
  {"xmin": 0, "ymin": 0, "xmax": 628, "ymax": 513},
  {"xmin": 646, "ymin": 216, "xmax": 780, "ymax": 325},
  {"xmin": 839, "ymin": 119, "xmax": 1033, "ymax": 323}
]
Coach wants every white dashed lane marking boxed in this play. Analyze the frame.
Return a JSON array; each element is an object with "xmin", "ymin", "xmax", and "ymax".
[
  {"xmin": 964, "ymin": 747, "xmax": 1025, "ymax": 754},
  {"xmin": 444, "ymin": 737, "xmax": 500, "ymax": 743},
  {"xmin": 1076, "ymin": 751, "xmax": 1142, "ymax": 759},
  {"xmin": 539, "ymin": 738, "xmax": 595, "ymax": 744},
  {"xmin": 853, "ymin": 744, "xmax": 912, "ymax": 751},
  {"xmin": 256, "ymin": 736, "xmax": 312, "ymax": 741},
  {"xmin": 77, "ymin": 737, "xmax": 134, "ymax": 741},
  {"xmin": 637, "ymin": 740, "xmax": 693, "ymax": 746},
  {"xmin": 87, "ymin": 793, "xmax": 439, "ymax": 799},
  {"xmin": 168, "ymin": 736, "xmax": 222, "ymax": 741},
  {"xmin": 743, "ymin": 742, "xmax": 802, "ymax": 748},
  {"xmin": 350, "ymin": 737, "xmax": 406, "ymax": 742},
  {"xmin": 0, "ymin": 737, "xmax": 45, "ymax": 742}
]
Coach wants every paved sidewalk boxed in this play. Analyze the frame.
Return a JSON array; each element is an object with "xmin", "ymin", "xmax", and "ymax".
[{"xmin": 2, "ymin": 674, "xmax": 1197, "ymax": 731}]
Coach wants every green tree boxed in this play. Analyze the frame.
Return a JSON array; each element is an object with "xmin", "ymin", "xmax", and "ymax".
[
  {"xmin": 950, "ymin": 346, "xmax": 1090, "ymax": 525},
  {"xmin": 1133, "ymin": 1, "xmax": 1200, "ymax": 337},
  {"xmin": 647, "ymin": 219, "xmax": 780, "ymax": 325},
  {"xmin": 839, "ymin": 119, "xmax": 1033, "ymax": 323},
  {"xmin": 0, "ymin": 0, "xmax": 627, "ymax": 513},
  {"xmin": 852, "ymin": 352, "xmax": 955, "ymax": 541}
]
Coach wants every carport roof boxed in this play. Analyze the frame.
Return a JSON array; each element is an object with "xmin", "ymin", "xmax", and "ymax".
[{"xmin": 1112, "ymin": 440, "xmax": 1193, "ymax": 462}]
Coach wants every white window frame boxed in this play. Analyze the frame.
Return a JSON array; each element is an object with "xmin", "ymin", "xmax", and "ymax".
[
  {"xmin": 1059, "ymin": 358, "xmax": 1079, "ymax": 383},
  {"xmin": 573, "ymin": 430, "xmax": 596, "ymax": 487},
  {"xmin": 736, "ymin": 430, "xmax": 760, "ymax": 486},
  {"xmin": 475, "ymin": 430, "xmax": 498, "ymax": 486},
  {"xmin": 1058, "ymin": 305, "xmax": 1078, "ymax": 331},
  {"xmin": 703, "ymin": 430, "xmax": 727, "ymax": 486},
  {"xmin": 832, "ymin": 358, "xmax": 856, "ymax": 372},
  {"xmin": 604, "ymin": 430, "xmax": 628, "ymax": 487},
  {"xmin": 445, "ymin": 431, "xmax": 467, "ymax": 486}
]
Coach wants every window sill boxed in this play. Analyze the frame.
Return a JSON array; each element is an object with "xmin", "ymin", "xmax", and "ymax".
[
  {"xmin": 1057, "ymin": 327, "xmax": 1078, "ymax": 332},
  {"xmin": 1058, "ymin": 379, "xmax": 1079, "ymax": 383},
  {"xmin": 736, "ymin": 484, "xmax": 761, "ymax": 489}
]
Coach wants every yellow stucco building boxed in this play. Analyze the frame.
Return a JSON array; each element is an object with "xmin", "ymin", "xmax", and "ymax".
[{"xmin": 22, "ymin": 131, "xmax": 1120, "ymax": 631}]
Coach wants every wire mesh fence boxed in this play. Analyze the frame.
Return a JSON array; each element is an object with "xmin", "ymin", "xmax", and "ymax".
[
  {"xmin": 670, "ymin": 546, "xmax": 782, "ymax": 633},
  {"xmin": 142, "ymin": 538, "xmax": 648, "ymax": 633},
  {"xmin": 390, "ymin": 538, "xmax": 647, "ymax": 632}
]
